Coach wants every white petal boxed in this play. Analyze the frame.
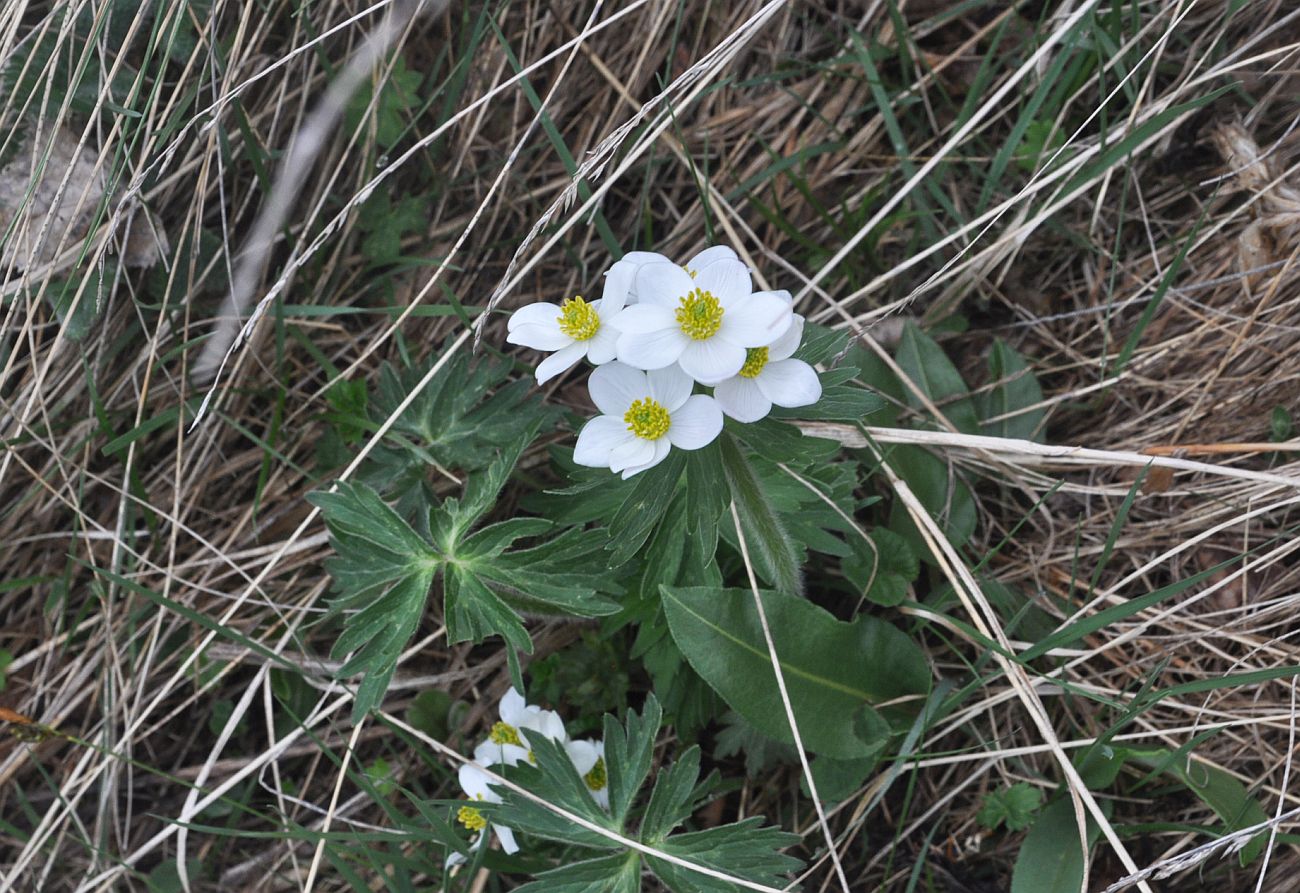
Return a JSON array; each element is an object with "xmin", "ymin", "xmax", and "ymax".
[
  {"xmin": 499, "ymin": 688, "xmax": 526, "ymax": 724},
  {"xmin": 713, "ymin": 376, "xmax": 773, "ymax": 423},
  {"xmin": 717, "ymin": 290, "xmax": 794, "ymax": 348},
  {"xmin": 565, "ymin": 739, "xmax": 600, "ymax": 775},
  {"xmin": 588, "ymin": 362, "xmax": 649, "ymax": 416},
  {"xmin": 622, "ymin": 250, "xmax": 672, "ymax": 267},
  {"xmin": 611, "ymin": 303, "xmax": 674, "ymax": 335},
  {"xmin": 609, "ymin": 437, "xmax": 656, "ymax": 473},
  {"xmin": 635, "ymin": 262, "xmax": 695, "ymax": 309},
  {"xmin": 495, "ymin": 825, "xmax": 519, "ymax": 855},
  {"xmin": 518, "ymin": 709, "xmax": 566, "ymax": 744},
  {"xmin": 678, "ymin": 337, "xmax": 745, "ymax": 385},
  {"xmin": 758, "ymin": 359, "xmax": 823, "ymax": 408},
  {"xmin": 507, "ymin": 302, "xmax": 562, "ymax": 332},
  {"xmin": 573, "ymin": 416, "xmax": 634, "ymax": 468},
  {"xmin": 694, "ymin": 258, "xmax": 751, "ymax": 305},
  {"xmin": 767, "ymin": 313, "xmax": 804, "ymax": 361},
  {"xmin": 685, "ymin": 245, "xmax": 738, "ymax": 270},
  {"xmin": 535, "ymin": 341, "xmax": 586, "ymax": 384},
  {"xmin": 475, "ymin": 739, "xmax": 529, "ymax": 768},
  {"xmin": 584, "ymin": 323, "xmax": 619, "ymax": 365},
  {"xmin": 601, "ymin": 263, "xmax": 633, "ymax": 315},
  {"xmin": 594, "ymin": 788, "xmax": 610, "ymax": 810},
  {"xmin": 617, "ymin": 326, "xmax": 689, "ymax": 370},
  {"xmin": 505, "ymin": 322, "xmax": 572, "ymax": 352},
  {"xmin": 458, "ymin": 764, "xmax": 497, "ymax": 801},
  {"xmin": 647, "ymin": 365, "xmax": 694, "ymax": 411},
  {"xmin": 667, "ymin": 396, "xmax": 723, "ymax": 450},
  {"xmin": 621, "ymin": 438, "xmax": 671, "ymax": 478}
]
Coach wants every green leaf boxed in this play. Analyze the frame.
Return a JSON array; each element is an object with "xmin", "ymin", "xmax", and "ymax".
[
  {"xmin": 607, "ymin": 451, "xmax": 686, "ymax": 566},
  {"xmin": 1011, "ymin": 797, "xmax": 1100, "ymax": 893},
  {"xmin": 1126, "ymin": 747, "xmax": 1270, "ymax": 865},
  {"xmin": 489, "ymin": 694, "xmax": 804, "ymax": 893},
  {"xmin": 357, "ymin": 191, "xmax": 430, "ymax": 263},
  {"xmin": 842, "ymin": 527, "xmax": 918, "ymax": 607},
  {"xmin": 1271, "ymin": 405, "xmax": 1293, "ymax": 442},
  {"xmin": 647, "ymin": 820, "xmax": 801, "ymax": 893},
  {"xmin": 894, "ymin": 323, "xmax": 980, "ymax": 434},
  {"xmin": 313, "ymin": 428, "xmax": 612, "ymax": 720},
  {"xmin": 604, "ymin": 697, "xmax": 662, "ymax": 827},
  {"xmin": 771, "ymin": 382, "xmax": 885, "ymax": 422},
  {"xmin": 360, "ymin": 345, "xmax": 557, "ymax": 495},
  {"xmin": 662, "ymin": 585, "xmax": 930, "ymax": 758},
  {"xmin": 344, "ymin": 53, "xmax": 421, "ymax": 147},
  {"xmin": 975, "ymin": 341, "xmax": 1045, "ymax": 441},
  {"xmin": 511, "ymin": 853, "xmax": 639, "ymax": 893},
  {"xmin": 977, "ymin": 782, "xmax": 1043, "ymax": 832},
  {"xmin": 885, "ymin": 444, "xmax": 977, "ymax": 555},
  {"xmin": 719, "ymin": 434, "xmax": 801, "ymax": 595}
]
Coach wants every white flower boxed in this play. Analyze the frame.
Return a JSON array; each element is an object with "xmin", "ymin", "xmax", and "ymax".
[
  {"xmin": 614, "ymin": 251, "xmax": 793, "ymax": 384},
  {"xmin": 450, "ymin": 762, "xmax": 518, "ymax": 862},
  {"xmin": 565, "ymin": 738, "xmax": 609, "ymax": 810},
  {"xmin": 574, "ymin": 362, "xmax": 723, "ymax": 478},
  {"xmin": 472, "ymin": 687, "xmax": 567, "ymax": 768},
  {"xmin": 607, "ymin": 246, "xmax": 736, "ymax": 306},
  {"xmin": 505, "ymin": 270, "xmax": 629, "ymax": 385},
  {"xmin": 713, "ymin": 314, "xmax": 822, "ymax": 422},
  {"xmin": 605, "ymin": 250, "xmax": 669, "ymax": 306}
]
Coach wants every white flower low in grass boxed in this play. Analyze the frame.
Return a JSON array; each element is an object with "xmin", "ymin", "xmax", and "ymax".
[
  {"xmin": 614, "ymin": 250, "xmax": 793, "ymax": 384},
  {"xmin": 712, "ymin": 314, "xmax": 822, "ymax": 422},
  {"xmin": 450, "ymin": 762, "xmax": 518, "ymax": 862},
  {"xmin": 505, "ymin": 267, "xmax": 633, "ymax": 385},
  {"xmin": 565, "ymin": 738, "xmax": 609, "ymax": 809},
  {"xmin": 473, "ymin": 687, "xmax": 567, "ymax": 768},
  {"xmin": 575, "ymin": 362, "xmax": 722, "ymax": 478}
]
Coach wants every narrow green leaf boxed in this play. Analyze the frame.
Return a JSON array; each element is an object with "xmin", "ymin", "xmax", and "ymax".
[
  {"xmin": 719, "ymin": 434, "xmax": 801, "ymax": 595},
  {"xmin": 607, "ymin": 451, "xmax": 686, "ymax": 567}
]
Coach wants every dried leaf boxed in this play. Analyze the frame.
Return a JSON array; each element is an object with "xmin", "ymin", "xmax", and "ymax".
[{"xmin": 0, "ymin": 128, "xmax": 105, "ymax": 272}]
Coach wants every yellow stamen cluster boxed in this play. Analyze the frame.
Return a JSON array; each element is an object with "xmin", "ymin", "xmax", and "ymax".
[
  {"xmin": 584, "ymin": 757, "xmax": 607, "ymax": 792},
  {"xmin": 674, "ymin": 288, "xmax": 723, "ymax": 341},
  {"xmin": 739, "ymin": 347, "xmax": 769, "ymax": 379},
  {"xmin": 457, "ymin": 804, "xmax": 487, "ymax": 832},
  {"xmin": 624, "ymin": 398, "xmax": 671, "ymax": 441},
  {"xmin": 556, "ymin": 295, "xmax": 600, "ymax": 341},
  {"xmin": 490, "ymin": 722, "xmax": 523, "ymax": 747}
]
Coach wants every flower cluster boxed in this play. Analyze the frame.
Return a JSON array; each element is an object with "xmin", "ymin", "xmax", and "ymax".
[
  {"xmin": 450, "ymin": 688, "xmax": 606, "ymax": 865},
  {"xmin": 507, "ymin": 246, "xmax": 822, "ymax": 478}
]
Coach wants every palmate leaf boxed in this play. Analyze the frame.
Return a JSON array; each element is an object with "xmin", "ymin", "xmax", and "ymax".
[
  {"xmin": 492, "ymin": 697, "xmax": 802, "ymax": 893},
  {"xmin": 312, "ymin": 431, "xmax": 615, "ymax": 722},
  {"xmin": 358, "ymin": 345, "xmax": 558, "ymax": 496}
]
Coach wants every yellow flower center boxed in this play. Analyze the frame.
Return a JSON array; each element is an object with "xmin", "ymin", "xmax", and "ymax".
[
  {"xmin": 584, "ymin": 757, "xmax": 607, "ymax": 792},
  {"xmin": 457, "ymin": 804, "xmax": 487, "ymax": 831},
  {"xmin": 490, "ymin": 722, "xmax": 522, "ymax": 747},
  {"xmin": 739, "ymin": 347, "xmax": 769, "ymax": 379},
  {"xmin": 624, "ymin": 398, "xmax": 671, "ymax": 441},
  {"xmin": 675, "ymin": 288, "xmax": 723, "ymax": 341},
  {"xmin": 556, "ymin": 295, "xmax": 600, "ymax": 341}
]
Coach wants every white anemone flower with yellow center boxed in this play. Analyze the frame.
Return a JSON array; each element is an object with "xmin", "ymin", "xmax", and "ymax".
[
  {"xmin": 614, "ymin": 252, "xmax": 793, "ymax": 384},
  {"xmin": 565, "ymin": 739, "xmax": 610, "ymax": 810},
  {"xmin": 472, "ymin": 687, "xmax": 567, "ymax": 769},
  {"xmin": 712, "ymin": 314, "xmax": 822, "ymax": 422},
  {"xmin": 574, "ymin": 362, "xmax": 722, "ymax": 478},
  {"xmin": 505, "ymin": 264, "xmax": 634, "ymax": 385},
  {"xmin": 605, "ymin": 245, "xmax": 740, "ymax": 306},
  {"xmin": 448, "ymin": 762, "xmax": 518, "ymax": 866}
]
